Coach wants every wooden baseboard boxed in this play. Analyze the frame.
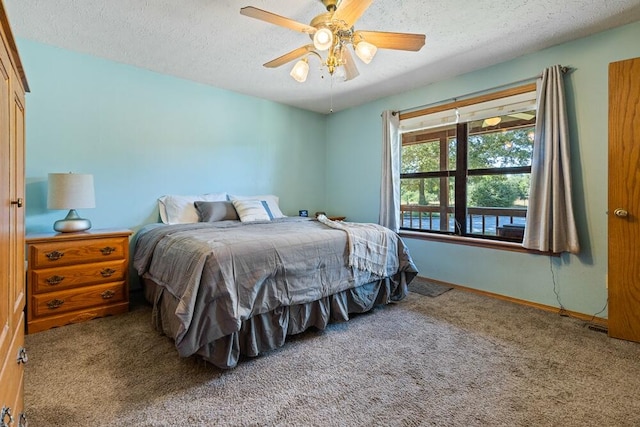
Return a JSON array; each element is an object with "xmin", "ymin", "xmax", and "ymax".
[{"xmin": 419, "ymin": 276, "xmax": 608, "ymax": 327}]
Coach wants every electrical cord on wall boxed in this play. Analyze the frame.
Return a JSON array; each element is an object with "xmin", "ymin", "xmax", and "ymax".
[
  {"xmin": 589, "ymin": 299, "xmax": 608, "ymax": 320},
  {"xmin": 549, "ymin": 255, "xmax": 609, "ymax": 333},
  {"xmin": 549, "ymin": 256, "xmax": 568, "ymax": 316},
  {"xmin": 585, "ymin": 299, "xmax": 609, "ymax": 333}
]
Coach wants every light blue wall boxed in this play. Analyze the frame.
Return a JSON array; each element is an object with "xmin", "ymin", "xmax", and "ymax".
[
  {"xmin": 326, "ymin": 21, "xmax": 640, "ymax": 318},
  {"xmin": 19, "ymin": 39, "xmax": 327, "ymax": 235},
  {"xmin": 19, "ymin": 21, "xmax": 640, "ymax": 316}
]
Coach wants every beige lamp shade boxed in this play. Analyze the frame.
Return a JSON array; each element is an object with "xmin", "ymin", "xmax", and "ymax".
[
  {"xmin": 47, "ymin": 173, "xmax": 95, "ymax": 232},
  {"xmin": 47, "ymin": 173, "xmax": 95, "ymax": 209}
]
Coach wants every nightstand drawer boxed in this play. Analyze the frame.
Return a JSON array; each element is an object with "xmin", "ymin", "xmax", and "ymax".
[
  {"xmin": 31, "ymin": 281, "xmax": 126, "ymax": 317},
  {"xmin": 29, "ymin": 237, "xmax": 127, "ymax": 268},
  {"xmin": 26, "ymin": 229, "xmax": 132, "ymax": 333},
  {"xmin": 30, "ymin": 259, "xmax": 127, "ymax": 294}
]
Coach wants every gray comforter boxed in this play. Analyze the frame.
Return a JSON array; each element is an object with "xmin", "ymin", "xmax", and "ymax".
[{"xmin": 134, "ymin": 217, "xmax": 417, "ymax": 367}]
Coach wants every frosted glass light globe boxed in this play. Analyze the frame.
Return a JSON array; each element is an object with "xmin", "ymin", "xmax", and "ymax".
[{"xmin": 313, "ymin": 28, "xmax": 333, "ymax": 51}]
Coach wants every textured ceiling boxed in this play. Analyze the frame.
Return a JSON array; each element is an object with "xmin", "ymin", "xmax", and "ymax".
[{"xmin": 6, "ymin": 0, "xmax": 640, "ymax": 114}]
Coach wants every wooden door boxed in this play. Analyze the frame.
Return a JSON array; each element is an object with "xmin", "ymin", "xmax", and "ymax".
[
  {"xmin": 0, "ymin": 21, "xmax": 14, "ymax": 416},
  {"xmin": 9, "ymin": 66, "xmax": 26, "ymax": 339},
  {"xmin": 0, "ymin": 2, "xmax": 28, "ymax": 424},
  {"xmin": 608, "ymin": 57, "xmax": 640, "ymax": 342}
]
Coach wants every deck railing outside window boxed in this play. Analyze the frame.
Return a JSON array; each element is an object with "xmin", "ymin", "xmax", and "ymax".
[{"xmin": 400, "ymin": 204, "xmax": 527, "ymax": 240}]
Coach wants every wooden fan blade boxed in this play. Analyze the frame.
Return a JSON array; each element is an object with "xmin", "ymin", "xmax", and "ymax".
[
  {"xmin": 332, "ymin": 0, "xmax": 372, "ymax": 28},
  {"xmin": 264, "ymin": 44, "xmax": 315, "ymax": 68},
  {"xmin": 355, "ymin": 30, "xmax": 426, "ymax": 51},
  {"xmin": 240, "ymin": 6, "xmax": 316, "ymax": 34},
  {"xmin": 340, "ymin": 47, "xmax": 360, "ymax": 81}
]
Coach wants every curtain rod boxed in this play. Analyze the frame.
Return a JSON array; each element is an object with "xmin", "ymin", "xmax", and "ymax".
[{"xmin": 392, "ymin": 65, "xmax": 569, "ymax": 116}]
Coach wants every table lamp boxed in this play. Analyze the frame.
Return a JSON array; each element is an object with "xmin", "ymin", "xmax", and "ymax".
[{"xmin": 47, "ymin": 172, "xmax": 95, "ymax": 232}]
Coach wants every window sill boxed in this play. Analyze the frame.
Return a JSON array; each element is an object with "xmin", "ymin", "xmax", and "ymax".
[{"xmin": 399, "ymin": 230, "xmax": 557, "ymax": 256}]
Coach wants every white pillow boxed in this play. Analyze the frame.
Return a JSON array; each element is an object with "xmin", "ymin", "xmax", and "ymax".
[
  {"xmin": 232, "ymin": 199, "xmax": 272, "ymax": 222},
  {"xmin": 229, "ymin": 194, "xmax": 285, "ymax": 218},
  {"xmin": 158, "ymin": 193, "xmax": 228, "ymax": 224}
]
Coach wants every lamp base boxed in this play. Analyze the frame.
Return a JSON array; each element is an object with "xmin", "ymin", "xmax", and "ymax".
[{"xmin": 54, "ymin": 209, "xmax": 92, "ymax": 233}]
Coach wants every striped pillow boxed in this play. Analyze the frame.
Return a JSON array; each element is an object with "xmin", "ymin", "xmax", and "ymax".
[
  {"xmin": 232, "ymin": 199, "xmax": 273, "ymax": 222},
  {"xmin": 229, "ymin": 194, "xmax": 285, "ymax": 218}
]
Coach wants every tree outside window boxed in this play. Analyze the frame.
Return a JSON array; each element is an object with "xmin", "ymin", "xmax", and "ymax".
[{"xmin": 400, "ymin": 100, "xmax": 536, "ymax": 242}]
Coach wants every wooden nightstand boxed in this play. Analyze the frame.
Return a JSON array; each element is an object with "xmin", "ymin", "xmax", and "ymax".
[{"xmin": 25, "ymin": 229, "xmax": 132, "ymax": 334}]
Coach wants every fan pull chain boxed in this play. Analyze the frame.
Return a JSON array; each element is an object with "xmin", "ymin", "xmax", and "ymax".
[{"xmin": 329, "ymin": 73, "xmax": 334, "ymax": 113}]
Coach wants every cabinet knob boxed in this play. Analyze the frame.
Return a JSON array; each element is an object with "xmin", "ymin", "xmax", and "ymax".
[
  {"xmin": 10, "ymin": 197, "xmax": 23, "ymax": 207},
  {"xmin": 16, "ymin": 347, "xmax": 28, "ymax": 365}
]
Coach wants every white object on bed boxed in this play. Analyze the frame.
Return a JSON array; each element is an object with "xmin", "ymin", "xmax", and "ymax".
[
  {"xmin": 317, "ymin": 214, "xmax": 396, "ymax": 277},
  {"xmin": 229, "ymin": 194, "xmax": 285, "ymax": 218},
  {"xmin": 232, "ymin": 199, "xmax": 273, "ymax": 222},
  {"xmin": 158, "ymin": 193, "xmax": 228, "ymax": 224}
]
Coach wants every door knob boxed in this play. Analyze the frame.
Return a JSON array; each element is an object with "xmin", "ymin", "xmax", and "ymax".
[{"xmin": 614, "ymin": 208, "xmax": 629, "ymax": 217}]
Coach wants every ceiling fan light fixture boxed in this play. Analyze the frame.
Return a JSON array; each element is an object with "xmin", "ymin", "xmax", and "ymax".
[
  {"xmin": 290, "ymin": 58, "xmax": 310, "ymax": 82},
  {"xmin": 313, "ymin": 27, "xmax": 334, "ymax": 51},
  {"xmin": 239, "ymin": 4, "xmax": 426, "ymax": 84},
  {"xmin": 355, "ymin": 40, "xmax": 377, "ymax": 64}
]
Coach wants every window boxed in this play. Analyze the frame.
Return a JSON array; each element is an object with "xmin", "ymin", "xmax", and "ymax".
[{"xmin": 399, "ymin": 85, "xmax": 536, "ymax": 243}]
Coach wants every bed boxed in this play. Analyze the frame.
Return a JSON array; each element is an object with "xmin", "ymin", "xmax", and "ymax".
[{"xmin": 133, "ymin": 198, "xmax": 417, "ymax": 369}]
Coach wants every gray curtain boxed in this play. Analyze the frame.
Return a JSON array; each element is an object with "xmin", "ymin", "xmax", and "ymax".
[
  {"xmin": 523, "ymin": 65, "xmax": 580, "ymax": 253},
  {"xmin": 379, "ymin": 110, "xmax": 400, "ymax": 231}
]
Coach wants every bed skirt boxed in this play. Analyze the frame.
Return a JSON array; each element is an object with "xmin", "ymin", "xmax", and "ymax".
[{"xmin": 143, "ymin": 273, "xmax": 412, "ymax": 369}]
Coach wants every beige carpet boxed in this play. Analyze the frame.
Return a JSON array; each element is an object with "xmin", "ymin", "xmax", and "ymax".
[{"xmin": 25, "ymin": 289, "xmax": 640, "ymax": 426}]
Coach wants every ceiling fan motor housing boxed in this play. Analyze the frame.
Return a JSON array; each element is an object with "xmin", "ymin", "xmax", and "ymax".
[
  {"xmin": 321, "ymin": 0, "xmax": 339, "ymax": 12},
  {"xmin": 310, "ymin": 12, "xmax": 352, "ymax": 44}
]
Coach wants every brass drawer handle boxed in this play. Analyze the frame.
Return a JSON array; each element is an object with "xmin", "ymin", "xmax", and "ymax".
[
  {"xmin": 16, "ymin": 347, "xmax": 28, "ymax": 365},
  {"xmin": 100, "ymin": 246, "xmax": 116, "ymax": 255},
  {"xmin": 46, "ymin": 299, "xmax": 65, "ymax": 309},
  {"xmin": 45, "ymin": 275, "xmax": 65, "ymax": 285},
  {"xmin": 10, "ymin": 197, "xmax": 23, "ymax": 207},
  {"xmin": 101, "ymin": 289, "xmax": 116, "ymax": 299},
  {"xmin": 45, "ymin": 250, "xmax": 64, "ymax": 261},
  {"xmin": 100, "ymin": 268, "xmax": 117, "ymax": 277}
]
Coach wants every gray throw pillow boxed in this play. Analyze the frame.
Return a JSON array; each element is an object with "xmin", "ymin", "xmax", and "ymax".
[{"xmin": 194, "ymin": 201, "xmax": 239, "ymax": 222}]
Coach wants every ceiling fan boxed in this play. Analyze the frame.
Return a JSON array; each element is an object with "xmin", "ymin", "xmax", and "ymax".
[{"xmin": 240, "ymin": 0, "xmax": 426, "ymax": 83}]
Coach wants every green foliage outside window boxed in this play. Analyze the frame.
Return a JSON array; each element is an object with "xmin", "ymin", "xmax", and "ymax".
[
  {"xmin": 467, "ymin": 128, "xmax": 533, "ymax": 169},
  {"xmin": 401, "ymin": 126, "xmax": 534, "ymax": 209},
  {"xmin": 467, "ymin": 128, "xmax": 533, "ymax": 208}
]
